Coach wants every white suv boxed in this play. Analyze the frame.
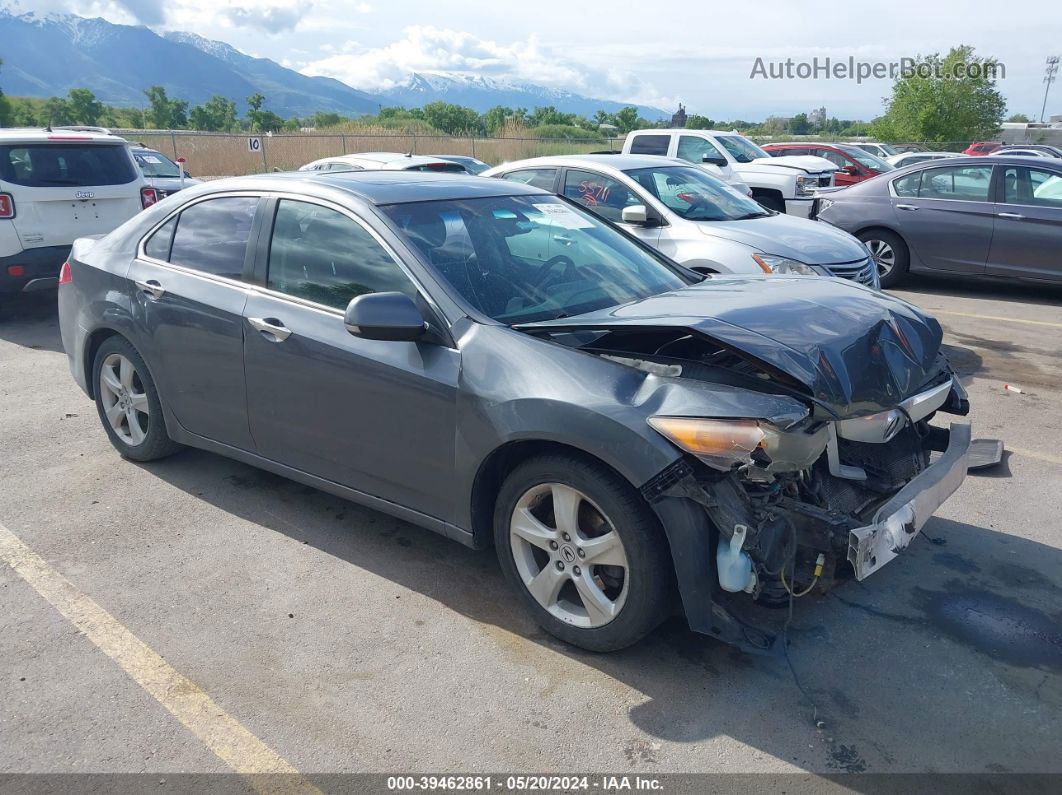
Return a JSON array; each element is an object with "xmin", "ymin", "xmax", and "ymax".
[{"xmin": 1, "ymin": 129, "xmax": 156, "ymax": 306}]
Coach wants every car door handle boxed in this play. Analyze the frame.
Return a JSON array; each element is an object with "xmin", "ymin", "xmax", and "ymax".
[
  {"xmin": 247, "ymin": 317, "xmax": 292, "ymax": 342},
  {"xmin": 134, "ymin": 279, "xmax": 165, "ymax": 299},
  {"xmin": 895, "ymin": 204, "xmax": 919, "ymax": 211},
  {"xmin": 997, "ymin": 212, "xmax": 1024, "ymax": 219}
]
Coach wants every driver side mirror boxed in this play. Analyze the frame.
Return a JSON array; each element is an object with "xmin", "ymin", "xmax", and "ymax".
[
  {"xmin": 621, "ymin": 204, "xmax": 662, "ymax": 227},
  {"xmin": 344, "ymin": 291, "xmax": 427, "ymax": 342},
  {"xmin": 840, "ymin": 165, "xmax": 860, "ymax": 176},
  {"xmin": 702, "ymin": 154, "xmax": 728, "ymax": 167}
]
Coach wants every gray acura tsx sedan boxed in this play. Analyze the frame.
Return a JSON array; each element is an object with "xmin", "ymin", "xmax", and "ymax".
[{"xmin": 58, "ymin": 170, "xmax": 975, "ymax": 653}]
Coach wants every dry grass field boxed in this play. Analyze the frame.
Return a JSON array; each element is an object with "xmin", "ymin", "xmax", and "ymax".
[{"xmin": 119, "ymin": 127, "xmax": 622, "ymax": 177}]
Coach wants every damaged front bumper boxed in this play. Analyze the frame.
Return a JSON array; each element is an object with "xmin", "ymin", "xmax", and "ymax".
[{"xmin": 847, "ymin": 422, "xmax": 971, "ymax": 580}]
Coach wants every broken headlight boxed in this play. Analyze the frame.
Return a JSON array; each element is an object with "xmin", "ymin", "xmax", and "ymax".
[
  {"xmin": 648, "ymin": 416, "xmax": 828, "ymax": 474},
  {"xmin": 752, "ymin": 254, "xmax": 817, "ymax": 276}
]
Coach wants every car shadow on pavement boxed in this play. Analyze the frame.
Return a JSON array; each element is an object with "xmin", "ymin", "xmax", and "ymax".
[
  {"xmin": 897, "ymin": 274, "xmax": 1062, "ymax": 307},
  {"xmin": 0, "ymin": 293, "xmax": 64, "ymax": 353},
  {"xmin": 138, "ymin": 448, "xmax": 1062, "ymax": 775}
]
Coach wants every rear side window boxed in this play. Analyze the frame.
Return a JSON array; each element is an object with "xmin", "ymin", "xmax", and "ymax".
[
  {"xmin": 1002, "ymin": 166, "xmax": 1062, "ymax": 208},
  {"xmin": 144, "ymin": 216, "xmax": 177, "ymax": 261},
  {"xmin": 405, "ymin": 162, "xmax": 466, "ymax": 173},
  {"xmin": 628, "ymin": 135, "xmax": 670, "ymax": 156},
  {"xmin": 0, "ymin": 144, "xmax": 137, "ymax": 187},
  {"xmin": 267, "ymin": 199, "xmax": 416, "ymax": 309},
  {"xmin": 168, "ymin": 197, "xmax": 258, "ymax": 279},
  {"xmin": 892, "ymin": 165, "xmax": 993, "ymax": 201},
  {"xmin": 562, "ymin": 169, "xmax": 639, "ymax": 222},
  {"xmin": 499, "ymin": 169, "xmax": 558, "ymax": 191}
]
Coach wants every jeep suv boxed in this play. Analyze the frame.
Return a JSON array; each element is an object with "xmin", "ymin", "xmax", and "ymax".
[{"xmin": 1, "ymin": 129, "xmax": 155, "ymax": 308}]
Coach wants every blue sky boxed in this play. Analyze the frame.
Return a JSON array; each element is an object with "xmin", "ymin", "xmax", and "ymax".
[{"xmin": 9, "ymin": 0, "xmax": 1062, "ymax": 120}]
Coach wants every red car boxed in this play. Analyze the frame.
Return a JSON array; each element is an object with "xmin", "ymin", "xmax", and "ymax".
[
  {"xmin": 762, "ymin": 142, "xmax": 894, "ymax": 185},
  {"xmin": 963, "ymin": 141, "xmax": 1002, "ymax": 156}
]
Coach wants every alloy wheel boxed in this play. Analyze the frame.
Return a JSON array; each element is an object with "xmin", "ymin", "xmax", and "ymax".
[
  {"xmin": 509, "ymin": 482, "xmax": 629, "ymax": 628},
  {"xmin": 866, "ymin": 238, "xmax": 896, "ymax": 279},
  {"xmin": 98, "ymin": 353, "xmax": 150, "ymax": 446}
]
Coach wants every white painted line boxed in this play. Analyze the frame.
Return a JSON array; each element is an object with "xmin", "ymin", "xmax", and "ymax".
[
  {"xmin": 1008, "ymin": 446, "xmax": 1062, "ymax": 466},
  {"xmin": 0, "ymin": 521, "xmax": 319, "ymax": 794},
  {"xmin": 929, "ymin": 309, "xmax": 1062, "ymax": 330}
]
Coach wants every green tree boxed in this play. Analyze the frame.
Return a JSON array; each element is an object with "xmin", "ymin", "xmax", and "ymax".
[
  {"xmin": 1006, "ymin": 112, "xmax": 1031, "ymax": 123},
  {"xmin": 684, "ymin": 114, "xmax": 716, "ymax": 129},
  {"xmin": 144, "ymin": 86, "xmax": 188, "ymax": 129},
  {"xmin": 871, "ymin": 45, "xmax": 1005, "ymax": 142},
  {"xmin": 611, "ymin": 107, "xmax": 643, "ymax": 134},
  {"xmin": 481, "ymin": 105, "xmax": 519, "ymax": 133},
  {"xmin": 787, "ymin": 112, "xmax": 811, "ymax": 135},
  {"xmin": 41, "ymin": 96, "xmax": 74, "ymax": 126},
  {"xmin": 245, "ymin": 93, "xmax": 266, "ymax": 131},
  {"xmin": 309, "ymin": 111, "xmax": 346, "ymax": 128},
  {"xmin": 67, "ymin": 88, "xmax": 104, "ymax": 125},
  {"xmin": 421, "ymin": 101, "xmax": 481, "ymax": 134},
  {"xmin": 0, "ymin": 58, "xmax": 12, "ymax": 127},
  {"xmin": 526, "ymin": 105, "xmax": 577, "ymax": 127},
  {"xmin": 190, "ymin": 95, "xmax": 239, "ymax": 131}
]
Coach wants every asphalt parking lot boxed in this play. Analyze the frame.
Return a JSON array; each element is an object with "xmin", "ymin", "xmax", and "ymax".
[{"xmin": 1, "ymin": 276, "xmax": 1060, "ymax": 781}]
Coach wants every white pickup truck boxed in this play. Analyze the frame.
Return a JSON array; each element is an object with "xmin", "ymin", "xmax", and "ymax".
[{"xmin": 623, "ymin": 129, "xmax": 837, "ymax": 217}]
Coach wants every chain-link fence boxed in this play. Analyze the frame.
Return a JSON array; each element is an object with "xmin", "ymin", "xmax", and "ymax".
[{"xmin": 115, "ymin": 130, "xmax": 626, "ymax": 177}]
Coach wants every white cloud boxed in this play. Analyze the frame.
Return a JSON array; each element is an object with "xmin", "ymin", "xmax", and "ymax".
[{"xmin": 297, "ymin": 24, "xmax": 670, "ymax": 107}]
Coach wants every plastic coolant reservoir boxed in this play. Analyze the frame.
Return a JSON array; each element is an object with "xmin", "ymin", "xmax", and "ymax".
[{"xmin": 717, "ymin": 524, "xmax": 757, "ymax": 593}]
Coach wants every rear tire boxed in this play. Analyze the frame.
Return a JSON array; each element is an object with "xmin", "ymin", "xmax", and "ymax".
[
  {"xmin": 858, "ymin": 229, "xmax": 909, "ymax": 288},
  {"xmin": 92, "ymin": 336, "xmax": 183, "ymax": 462},
  {"xmin": 494, "ymin": 454, "xmax": 672, "ymax": 652}
]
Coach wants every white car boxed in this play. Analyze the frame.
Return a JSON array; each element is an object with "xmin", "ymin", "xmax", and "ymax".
[
  {"xmin": 1, "ymin": 128, "xmax": 156, "ymax": 308},
  {"xmin": 623, "ymin": 129, "xmax": 837, "ymax": 217},
  {"xmin": 847, "ymin": 142, "xmax": 903, "ymax": 159},
  {"xmin": 885, "ymin": 151, "xmax": 966, "ymax": 168},
  {"xmin": 483, "ymin": 155, "xmax": 877, "ymax": 286},
  {"xmin": 987, "ymin": 148, "xmax": 1057, "ymax": 159},
  {"xmin": 298, "ymin": 152, "xmax": 470, "ymax": 173}
]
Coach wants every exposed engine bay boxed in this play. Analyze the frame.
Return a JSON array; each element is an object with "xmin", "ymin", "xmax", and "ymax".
[{"xmin": 533, "ymin": 324, "xmax": 973, "ymax": 621}]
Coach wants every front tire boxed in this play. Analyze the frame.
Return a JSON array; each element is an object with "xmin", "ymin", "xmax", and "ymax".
[
  {"xmin": 494, "ymin": 454, "xmax": 672, "ymax": 652},
  {"xmin": 859, "ymin": 229, "xmax": 909, "ymax": 288},
  {"xmin": 92, "ymin": 336, "xmax": 183, "ymax": 461}
]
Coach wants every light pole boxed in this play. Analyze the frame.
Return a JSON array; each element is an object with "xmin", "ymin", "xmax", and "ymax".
[{"xmin": 1042, "ymin": 56, "xmax": 1060, "ymax": 123}]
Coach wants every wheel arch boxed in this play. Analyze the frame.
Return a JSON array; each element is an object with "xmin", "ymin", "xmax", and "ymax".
[{"xmin": 83, "ymin": 326, "xmax": 124, "ymax": 399}]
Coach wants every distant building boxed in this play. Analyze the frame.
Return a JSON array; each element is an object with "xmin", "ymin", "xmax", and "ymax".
[{"xmin": 671, "ymin": 104, "xmax": 688, "ymax": 128}]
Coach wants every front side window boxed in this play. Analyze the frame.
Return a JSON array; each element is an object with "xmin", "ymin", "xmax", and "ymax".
[
  {"xmin": 676, "ymin": 136, "xmax": 725, "ymax": 164},
  {"xmin": 168, "ymin": 196, "xmax": 258, "ymax": 279},
  {"xmin": 0, "ymin": 143, "xmax": 137, "ymax": 187},
  {"xmin": 626, "ymin": 165, "xmax": 768, "ymax": 221},
  {"xmin": 499, "ymin": 168, "xmax": 558, "ymax": 191},
  {"xmin": 267, "ymin": 199, "xmax": 416, "ymax": 309},
  {"xmin": 383, "ymin": 195, "xmax": 687, "ymax": 324},
  {"xmin": 715, "ymin": 135, "xmax": 770, "ymax": 163},
  {"xmin": 1002, "ymin": 166, "xmax": 1062, "ymax": 208},
  {"xmin": 562, "ymin": 169, "xmax": 639, "ymax": 222},
  {"xmin": 628, "ymin": 135, "xmax": 670, "ymax": 156}
]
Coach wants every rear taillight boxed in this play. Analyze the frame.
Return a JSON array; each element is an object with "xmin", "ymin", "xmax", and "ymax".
[
  {"xmin": 0, "ymin": 193, "xmax": 14, "ymax": 219},
  {"xmin": 58, "ymin": 261, "xmax": 72, "ymax": 285},
  {"xmin": 7, "ymin": 265, "xmax": 26, "ymax": 277},
  {"xmin": 140, "ymin": 187, "xmax": 158, "ymax": 209}
]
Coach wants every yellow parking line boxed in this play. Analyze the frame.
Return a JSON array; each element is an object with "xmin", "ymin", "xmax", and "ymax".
[
  {"xmin": 929, "ymin": 309, "xmax": 1062, "ymax": 330},
  {"xmin": 1008, "ymin": 446, "xmax": 1062, "ymax": 466},
  {"xmin": 0, "ymin": 521, "xmax": 319, "ymax": 794}
]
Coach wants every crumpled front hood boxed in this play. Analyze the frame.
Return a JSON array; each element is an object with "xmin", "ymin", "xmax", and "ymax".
[
  {"xmin": 519, "ymin": 276, "xmax": 944, "ymax": 417},
  {"xmin": 698, "ymin": 213, "xmax": 867, "ymax": 265}
]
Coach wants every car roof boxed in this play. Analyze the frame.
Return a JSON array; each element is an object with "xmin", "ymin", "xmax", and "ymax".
[
  {"xmin": 627, "ymin": 128, "xmax": 742, "ymax": 137},
  {"xmin": 0, "ymin": 128, "xmax": 129, "ymax": 145},
  {"xmin": 201, "ymin": 170, "xmax": 550, "ymax": 205},
  {"xmin": 898, "ymin": 155, "xmax": 1062, "ymax": 168},
  {"xmin": 492, "ymin": 154, "xmax": 691, "ymax": 172}
]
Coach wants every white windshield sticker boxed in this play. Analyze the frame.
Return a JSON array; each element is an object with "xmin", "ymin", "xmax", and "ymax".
[
  {"xmin": 532, "ymin": 203, "xmax": 594, "ymax": 229},
  {"xmin": 141, "ymin": 155, "xmax": 163, "ymax": 163}
]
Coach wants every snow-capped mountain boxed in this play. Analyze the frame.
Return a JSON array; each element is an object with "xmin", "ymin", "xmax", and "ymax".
[{"xmin": 0, "ymin": 10, "xmax": 666, "ymax": 120}]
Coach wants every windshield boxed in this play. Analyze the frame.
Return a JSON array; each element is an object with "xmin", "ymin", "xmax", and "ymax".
[
  {"xmin": 382, "ymin": 195, "xmax": 688, "ymax": 324},
  {"xmin": 0, "ymin": 143, "xmax": 137, "ymax": 187},
  {"xmin": 133, "ymin": 150, "xmax": 182, "ymax": 178},
  {"xmin": 839, "ymin": 146, "xmax": 894, "ymax": 172},
  {"xmin": 625, "ymin": 165, "xmax": 769, "ymax": 221},
  {"xmin": 715, "ymin": 135, "xmax": 770, "ymax": 163}
]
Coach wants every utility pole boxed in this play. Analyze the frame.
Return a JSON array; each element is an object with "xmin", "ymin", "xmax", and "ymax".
[{"xmin": 1042, "ymin": 56, "xmax": 1060, "ymax": 123}]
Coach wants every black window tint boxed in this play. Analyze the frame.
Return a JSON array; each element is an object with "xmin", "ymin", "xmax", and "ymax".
[
  {"xmin": 628, "ymin": 135, "xmax": 670, "ymax": 156},
  {"xmin": 169, "ymin": 197, "xmax": 258, "ymax": 279},
  {"xmin": 267, "ymin": 200, "xmax": 416, "ymax": 310},
  {"xmin": 676, "ymin": 135, "xmax": 724, "ymax": 163},
  {"xmin": 144, "ymin": 216, "xmax": 177, "ymax": 261},
  {"xmin": 1003, "ymin": 167, "xmax": 1062, "ymax": 208},
  {"xmin": 500, "ymin": 169, "xmax": 557, "ymax": 191},
  {"xmin": 0, "ymin": 144, "xmax": 137, "ymax": 187}
]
